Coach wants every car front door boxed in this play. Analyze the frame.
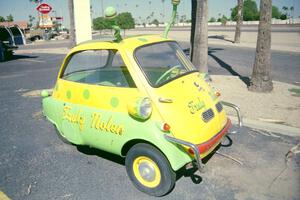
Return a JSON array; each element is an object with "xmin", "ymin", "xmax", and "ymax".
[{"xmin": 55, "ymin": 49, "xmax": 140, "ymax": 153}]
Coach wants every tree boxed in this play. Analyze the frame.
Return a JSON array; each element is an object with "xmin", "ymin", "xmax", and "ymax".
[
  {"xmin": 272, "ymin": 6, "xmax": 281, "ymax": 19},
  {"xmin": 68, "ymin": 0, "xmax": 76, "ymax": 47},
  {"xmin": 150, "ymin": 19, "xmax": 160, "ymax": 27},
  {"xmin": 161, "ymin": 0, "xmax": 166, "ymax": 22},
  {"xmin": 93, "ymin": 17, "xmax": 114, "ymax": 31},
  {"xmin": 190, "ymin": 0, "xmax": 208, "ymax": 73},
  {"xmin": 116, "ymin": 12, "xmax": 135, "ymax": 35},
  {"xmin": 208, "ymin": 17, "xmax": 216, "ymax": 22},
  {"xmin": 0, "ymin": 16, "xmax": 5, "ymax": 22},
  {"xmin": 6, "ymin": 14, "xmax": 14, "ymax": 22},
  {"xmin": 234, "ymin": 0, "xmax": 243, "ymax": 43},
  {"xmin": 231, "ymin": 0, "xmax": 259, "ymax": 21},
  {"xmin": 217, "ymin": 15, "xmax": 228, "ymax": 25},
  {"xmin": 28, "ymin": 15, "xmax": 36, "ymax": 28},
  {"xmin": 249, "ymin": 0, "xmax": 273, "ymax": 92}
]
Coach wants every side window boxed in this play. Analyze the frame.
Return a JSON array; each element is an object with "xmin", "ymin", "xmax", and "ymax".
[{"xmin": 61, "ymin": 50, "xmax": 136, "ymax": 88}]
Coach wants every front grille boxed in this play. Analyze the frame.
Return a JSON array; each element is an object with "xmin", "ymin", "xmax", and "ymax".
[
  {"xmin": 215, "ymin": 102, "xmax": 223, "ymax": 113},
  {"xmin": 202, "ymin": 108, "xmax": 214, "ymax": 122}
]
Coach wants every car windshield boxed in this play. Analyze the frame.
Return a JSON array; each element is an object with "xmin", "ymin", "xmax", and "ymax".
[{"xmin": 135, "ymin": 41, "xmax": 197, "ymax": 87}]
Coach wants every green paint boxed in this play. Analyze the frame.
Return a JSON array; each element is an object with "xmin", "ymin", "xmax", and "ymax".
[
  {"xmin": 66, "ymin": 90, "xmax": 72, "ymax": 99},
  {"xmin": 110, "ymin": 97, "xmax": 119, "ymax": 108},
  {"xmin": 138, "ymin": 38, "xmax": 148, "ymax": 42},
  {"xmin": 83, "ymin": 89, "xmax": 90, "ymax": 99},
  {"xmin": 105, "ymin": 6, "xmax": 117, "ymax": 18},
  {"xmin": 42, "ymin": 96, "xmax": 192, "ymax": 171}
]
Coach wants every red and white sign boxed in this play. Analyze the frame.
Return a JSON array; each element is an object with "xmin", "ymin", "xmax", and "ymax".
[{"xmin": 36, "ymin": 3, "xmax": 52, "ymax": 14}]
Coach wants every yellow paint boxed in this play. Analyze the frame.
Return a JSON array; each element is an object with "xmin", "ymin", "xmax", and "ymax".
[
  {"xmin": 0, "ymin": 191, "xmax": 11, "ymax": 200},
  {"xmin": 91, "ymin": 113, "xmax": 124, "ymax": 135},
  {"xmin": 63, "ymin": 106, "xmax": 85, "ymax": 131},
  {"xmin": 132, "ymin": 156, "xmax": 161, "ymax": 188}
]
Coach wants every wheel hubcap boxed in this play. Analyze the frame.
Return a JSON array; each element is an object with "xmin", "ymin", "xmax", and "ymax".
[
  {"xmin": 138, "ymin": 161, "xmax": 156, "ymax": 182},
  {"xmin": 132, "ymin": 156, "xmax": 161, "ymax": 188}
]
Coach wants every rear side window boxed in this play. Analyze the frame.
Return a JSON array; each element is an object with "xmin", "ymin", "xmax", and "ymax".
[
  {"xmin": 9, "ymin": 27, "xmax": 22, "ymax": 36},
  {"xmin": 0, "ymin": 27, "xmax": 12, "ymax": 41},
  {"xmin": 61, "ymin": 50, "xmax": 136, "ymax": 88}
]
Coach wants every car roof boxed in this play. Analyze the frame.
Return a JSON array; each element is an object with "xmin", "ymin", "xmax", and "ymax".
[{"xmin": 70, "ymin": 34, "xmax": 174, "ymax": 54}]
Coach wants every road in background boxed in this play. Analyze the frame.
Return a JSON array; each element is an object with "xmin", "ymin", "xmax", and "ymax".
[
  {"xmin": 134, "ymin": 24, "xmax": 300, "ymax": 32},
  {"xmin": 18, "ymin": 39, "xmax": 300, "ymax": 85}
]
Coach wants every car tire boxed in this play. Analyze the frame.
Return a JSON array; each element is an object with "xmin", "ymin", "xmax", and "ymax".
[
  {"xmin": 125, "ymin": 143, "xmax": 176, "ymax": 197},
  {"xmin": 0, "ymin": 50, "xmax": 4, "ymax": 62}
]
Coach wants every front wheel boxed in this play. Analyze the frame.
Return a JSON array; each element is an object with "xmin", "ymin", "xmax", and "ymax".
[{"xmin": 125, "ymin": 143, "xmax": 176, "ymax": 196}]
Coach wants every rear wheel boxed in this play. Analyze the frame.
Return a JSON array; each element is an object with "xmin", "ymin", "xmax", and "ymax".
[{"xmin": 125, "ymin": 143, "xmax": 176, "ymax": 196}]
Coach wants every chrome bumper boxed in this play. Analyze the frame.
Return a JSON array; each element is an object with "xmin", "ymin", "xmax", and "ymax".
[
  {"xmin": 221, "ymin": 101, "xmax": 243, "ymax": 127},
  {"xmin": 164, "ymin": 102, "xmax": 242, "ymax": 173},
  {"xmin": 164, "ymin": 134, "xmax": 205, "ymax": 172}
]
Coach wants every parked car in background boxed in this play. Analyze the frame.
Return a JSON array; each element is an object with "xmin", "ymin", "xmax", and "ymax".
[
  {"xmin": 0, "ymin": 25, "xmax": 26, "ymax": 62},
  {"xmin": 0, "ymin": 26, "xmax": 17, "ymax": 62},
  {"xmin": 9, "ymin": 26, "xmax": 26, "ymax": 45}
]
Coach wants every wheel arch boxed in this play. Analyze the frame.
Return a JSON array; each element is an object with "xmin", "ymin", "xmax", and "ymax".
[{"xmin": 121, "ymin": 137, "xmax": 192, "ymax": 172}]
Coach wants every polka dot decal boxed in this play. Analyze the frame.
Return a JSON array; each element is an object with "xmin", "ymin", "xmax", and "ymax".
[
  {"xmin": 110, "ymin": 97, "xmax": 119, "ymax": 108},
  {"xmin": 83, "ymin": 89, "xmax": 90, "ymax": 99},
  {"xmin": 66, "ymin": 90, "xmax": 72, "ymax": 99}
]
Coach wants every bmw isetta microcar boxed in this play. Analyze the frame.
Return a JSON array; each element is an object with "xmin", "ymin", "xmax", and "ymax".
[{"xmin": 41, "ymin": 2, "xmax": 242, "ymax": 197}]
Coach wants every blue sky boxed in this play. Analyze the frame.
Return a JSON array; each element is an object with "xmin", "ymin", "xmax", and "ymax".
[{"xmin": 0, "ymin": 0, "xmax": 299, "ymax": 28}]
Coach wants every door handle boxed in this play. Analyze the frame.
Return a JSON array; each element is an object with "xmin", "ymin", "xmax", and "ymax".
[{"xmin": 158, "ymin": 97, "xmax": 173, "ymax": 103}]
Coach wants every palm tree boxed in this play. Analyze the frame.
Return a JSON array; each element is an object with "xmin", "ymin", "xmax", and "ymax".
[
  {"xmin": 161, "ymin": 0, "xmax": 166, "ymax": 22},
  {"xmin": 290, "ymin": 6, "xmax": 294, "ymax": 23},
  {"xmin": 234, "ymin": 0, "xmax": 243, "ymax": 43},
  {"xmin": 68, "ymin": 0, "xmax": 76, "ymax": 47},
  {"xmin": 190, "ymin": 0, "xmax": 208, "ymax": 73},
  {"xmin": 249, "ymin": 0, "xmax": 273, "ymax": 92}
]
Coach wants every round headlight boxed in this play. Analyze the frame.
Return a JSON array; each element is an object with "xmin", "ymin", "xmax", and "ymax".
[
  {"xmin": 127, "ymin": 97, "xmax": 152, "ymax": 120},
  {"xmin": 139, "ymin": 98, "xmax": 152, "ymax": 119}
]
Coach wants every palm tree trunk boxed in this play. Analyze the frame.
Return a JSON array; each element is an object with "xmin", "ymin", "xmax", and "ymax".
[
  {"xmin": 249, "ymin": 0, "xmax": 273, "ymax": 92},
  {"xmin": 68, "ymin": 0, "xmax": 76, "ymax": 47},
  {"xmin": 234, "ymin": 0, "xmax": 243, "ymax": 43},
  {"xmin": 190, "ymin": 0, "xmax": 197, "ymax": 59},
  {"xmin": 191, "ymin": 0, "xmax": 208, "ymax": 73}
]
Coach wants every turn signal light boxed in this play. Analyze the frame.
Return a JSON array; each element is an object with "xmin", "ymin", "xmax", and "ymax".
[
  {"xmin": 188, "ymin": 148, "xmax": 194, "ymax": 155},
  {"xmin": 162, "ymin": 123, "xmax": 171, "ymax": 132}
]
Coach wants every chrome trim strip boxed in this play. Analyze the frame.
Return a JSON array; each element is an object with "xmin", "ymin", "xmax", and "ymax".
[
  {"xmin": 164, "ymin": 134, "xmax": 205, "ymax": 173},
  {"xmin": 221, "ymin": 101, "xmax": 243, "ymax": 127},
  {"xmin": 158, "ymin": 97, "xmax": 173, "ymax": 103}
]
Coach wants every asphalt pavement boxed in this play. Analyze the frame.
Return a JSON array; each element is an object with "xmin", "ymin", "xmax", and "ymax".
[{"xmin": 0, "ymin": 52, "xmax": 299, "ymax": 199}]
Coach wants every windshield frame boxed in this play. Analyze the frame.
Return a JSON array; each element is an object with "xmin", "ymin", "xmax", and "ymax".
[{"xmin": 134, "ymin": 41, "xmax": 198, "ymax": 88}]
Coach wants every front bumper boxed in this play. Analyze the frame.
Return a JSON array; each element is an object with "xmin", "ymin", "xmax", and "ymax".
[{"xmin": 164, "ymin": 101, "xmax": 242, "ymax": 173}]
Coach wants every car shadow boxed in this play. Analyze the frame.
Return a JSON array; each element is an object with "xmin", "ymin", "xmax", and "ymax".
[
  {"xmin": 12, "ymin": 54, "xmax": 38, "ymax": 60},
  {"xmin": 76, "ymin": 145, "xmax": 125, "ymax": 165},
  {"xmin": 176, "ymin": 135, "xmax": 233, "ymax": 185},
  {"xmin": 183, "ymin": 47, "xmax": 250, "ymax": 87}
]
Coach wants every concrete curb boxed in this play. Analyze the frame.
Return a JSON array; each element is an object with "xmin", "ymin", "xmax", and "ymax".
[{"xmin": 229, "ymin": 115, "xmax": 300, "ymax": 137}]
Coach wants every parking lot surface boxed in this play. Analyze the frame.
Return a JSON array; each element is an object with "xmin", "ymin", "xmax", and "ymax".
[{"xmin": 0, "ymin": 53, "xmax": 299, "ymax": 200}]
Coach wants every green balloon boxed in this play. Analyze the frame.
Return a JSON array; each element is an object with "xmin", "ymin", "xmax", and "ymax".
[
  {"xmin": 172, "ymin": 0, "xmax": 180, "ymax": 5},
  {"xmin": 105, "ymin": 7, "xmax": 117, "ymax": 19},
  {"xmin": 41, "ymin": 90, "xmax": 49, "ymax": 98}
]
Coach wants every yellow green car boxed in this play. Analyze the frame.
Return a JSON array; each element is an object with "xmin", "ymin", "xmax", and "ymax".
[{"xmin": 41, "ymin": 34, "xmax": 242, "ymax": 196}]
